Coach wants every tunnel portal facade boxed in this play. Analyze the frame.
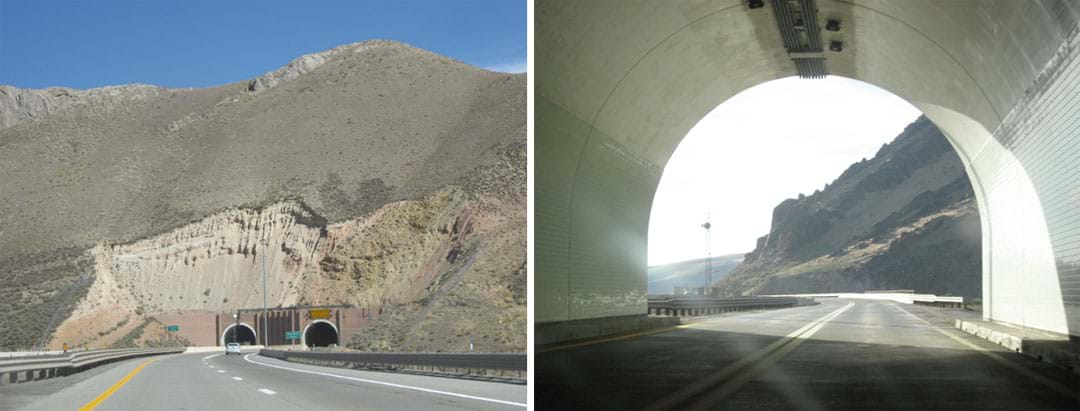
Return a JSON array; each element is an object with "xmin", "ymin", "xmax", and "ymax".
[
  {"xmin": 156, "ymin": 306, "xmax": 379, "ymax": 347},
  {"xmin": 536, "ymin": 0, "xmax": 1080, "ymax": 340}
]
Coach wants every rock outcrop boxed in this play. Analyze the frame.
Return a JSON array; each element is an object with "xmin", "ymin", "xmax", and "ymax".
[
  {"xmin": 717, "ymin": 117, "xmax": 981, "ymax": 298},
  {"xmin": 0, "ymin": 40, "xmax": 525, "ymax": 351}
]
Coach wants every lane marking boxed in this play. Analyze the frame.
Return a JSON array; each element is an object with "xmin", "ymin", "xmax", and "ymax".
[
  {"xmin": 202, "ymin": 353, "xmax": 222, "ymax": 363},
  {"xmin": 232, "ymin": 377, "xmax": 243, "ymax": 381},
  {"xmin": 208, "ymin": 365, "xmax": 215, "ymax": 368},
  {"xmin": 537, "ymin": 326, "xmax": 678, "ymax": 353},
  {"xmin": 258, "ymin": 388, "xmax": 276, "ymax": 395},
  {"xmin": 217, "ymin": 370, "xmax": 225, "ymax": 373},
  {"xmin": 78, "ymin": 357, "xmax": 163, "ymax": 411},
  {"xmin": 244, "ymin": 354, "xmax": 527, "ymax": 408},
  {"xmin": 648, "ymin": 302, "xmax": 854, "ymax": 410},
  {"xmin": 890, "ymin": 303, "xmax": 1078, "ymax": 399},
  {"xmin": 538, "ymin": 307, "xmax": 809, "ymax": 354}
]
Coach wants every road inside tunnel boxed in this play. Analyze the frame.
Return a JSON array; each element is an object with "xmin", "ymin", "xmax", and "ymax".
[{"xmin": 536, "ymin": 299, "xmax": 1079, "ymax": 410}]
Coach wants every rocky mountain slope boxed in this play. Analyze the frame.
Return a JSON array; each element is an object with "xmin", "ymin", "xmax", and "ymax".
[
  {"xmin": 647, "ymin": 254, "xmax": 744, "ymax": 295},
  {"xmin": 716, "ymin": 117, "xmax": 981, "ymax": 298},
  {"xmin": 0, "ymin": 40, "xmax": 525, "ymax": 351}
]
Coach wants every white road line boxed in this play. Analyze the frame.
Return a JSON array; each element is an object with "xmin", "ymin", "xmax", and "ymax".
[
  {"xmin": 648, "ymin": 302, "xmax": 855, "ymax": 410},
  {"xmin": 258, "ymin": 388, "xmax": 276, "ymax": 395},
  {"xmin": 243, "ymin": 354, "xmax": 527, "ymax": 408},
  {"xmin": 208, "ymin": 365, "xmax": 215, "ymax": 368},
  {"xmin": 202, "ymin": 353, "xmax": 222, "ymax": 363},
  {"xmin": 217, "ymin": 370, "xmax": 225, "ymax": 373},
  {"xmin": 890, "ymin": 303, "xmax": 1078, "ymax": 399},
  {"xmin": 232, "ymin": 377, "xmax": 243, "ymax": 381}
]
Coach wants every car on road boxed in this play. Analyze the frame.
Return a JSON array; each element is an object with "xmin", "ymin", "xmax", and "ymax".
[{"xmin": 225, "ymin": 342, "xmax": 241, "ymax": 355}]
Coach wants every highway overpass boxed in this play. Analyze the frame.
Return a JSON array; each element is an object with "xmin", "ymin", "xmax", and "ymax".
[
  {"xmin": 536, "ymin": 0, "xmax": 1080, "ymax": 341},
  {"xmin": 537, "ymin": 298, "xmax": 1078, "ymax": 409},
  {"xmin": 1, "ymin": 349, "xmax": 526, "ymax": 410}
]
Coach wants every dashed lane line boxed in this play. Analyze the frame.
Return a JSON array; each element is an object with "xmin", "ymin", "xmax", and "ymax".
[
  {"xmin": 232, "ymin": 377, "xmax": 243, "ymax": 381},
  {"xmin": 258, "ymin": 388, "xmax": 277, "ymax": 395},
  {"xmin": 243, "ymin": 354, "xmax": 527, "ymax": 408}
]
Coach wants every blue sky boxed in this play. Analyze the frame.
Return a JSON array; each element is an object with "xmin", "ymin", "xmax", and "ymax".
[{"xmin": 0, "ymin": 0, "xmax": 526, "ymax": 89}]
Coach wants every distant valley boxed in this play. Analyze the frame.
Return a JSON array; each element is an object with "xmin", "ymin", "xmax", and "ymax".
[{"xmin": 647, "ymin": 254, "xmax": 744, "ymax": 295}]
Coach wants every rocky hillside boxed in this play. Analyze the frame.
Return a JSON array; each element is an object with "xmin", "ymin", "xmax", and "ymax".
[
  {"xmin": 0, "ymin": 40, "xmax": 525, "ymax": 351},
  {"xmin": 716, "ymin": 116, "xmax": 981, "ymax": 298},
  {"xmin": 648, "ymin": 254, "xmax": 744, "ymax": 295}
]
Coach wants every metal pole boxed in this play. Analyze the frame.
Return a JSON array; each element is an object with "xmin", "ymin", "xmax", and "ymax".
[{"xmin": 262, "ymin": 240, "xmax": 268, "ymax": 347}]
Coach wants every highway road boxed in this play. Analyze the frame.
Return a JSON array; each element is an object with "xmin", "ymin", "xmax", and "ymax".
[
  {"xmin": 2, "ymin": 349, "xmax": 525, "ymax": 410},
  {"xmin": 537, "ymin": 299, "xmax": 1079, "ymax": 410}
]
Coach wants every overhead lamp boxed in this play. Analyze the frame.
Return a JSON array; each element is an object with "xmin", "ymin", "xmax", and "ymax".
[
  {"xmin": 748, "ymin": 0, "xmax": 765, "ymax": 9},
  {"xmin": 829, "ymin": 41, "xmax": 843, "ymax": 52},
  {"xmin": 826, "ymin": 19, "xmax": 842, "ymax": 31}
]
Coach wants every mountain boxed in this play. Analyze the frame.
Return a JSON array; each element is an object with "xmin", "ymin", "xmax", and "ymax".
[
  {"xmin": 647, "ymin": 254, "xmax": 744, "ymax": 295},
  {"xmin": 716, "ymin": 116, "xmax": 981, "ymax": 298},
  {"xmin": 0, "ymin": 40, "xmax": 526, "ymax": 351}
]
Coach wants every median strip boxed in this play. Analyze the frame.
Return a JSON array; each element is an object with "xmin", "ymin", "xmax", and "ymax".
[
  {"xmin": 647, "ymin": 302, "xmax": 854, "ymax": 410},
  {"xmin": 78, "ymin": 357, "xmax": 162, "ymax": 411}
]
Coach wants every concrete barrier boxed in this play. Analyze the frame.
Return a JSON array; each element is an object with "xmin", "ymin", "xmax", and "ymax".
[{"xmin": 956, "ymin": 319, "xmax": 1078, "ymax": 375}]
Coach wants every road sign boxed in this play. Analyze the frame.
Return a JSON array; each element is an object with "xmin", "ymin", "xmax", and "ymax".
[
  {"xmin": 309, "ymin": 309, "xmax": 331, "ymax": 319},
  {"xmin": 285, "ymin": 331, "xmax": 301, "ymax": 340},
  {"xmin": 166, "ymin": 325, "xmax": 179, "ymax": 332}
]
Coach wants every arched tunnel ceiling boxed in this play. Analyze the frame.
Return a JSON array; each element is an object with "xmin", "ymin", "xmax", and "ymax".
[
  {"xmin": 535, "ymin": 0, "xmax": 1080, "ymax": 337},
  {"xmin": 537, "ymin": 0, "xmax": 1067, "ymax": 169}
]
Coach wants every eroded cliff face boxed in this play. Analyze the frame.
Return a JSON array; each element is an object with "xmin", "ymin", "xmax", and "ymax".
[
  {"xmin": 52, "ymin": 201, "xmax": 324, "ymax": 348},
  {"xmin": 717, "ymin": 117, "xmax": 982, "ymax": 298},
  {"xmin": 51, "ymin": 143, "xmax": 525, "ymax": 352}
]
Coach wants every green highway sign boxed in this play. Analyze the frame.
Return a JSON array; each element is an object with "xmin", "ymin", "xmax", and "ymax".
[
  {"xmin": 166, "ymin": 325, "xmax": 179, "ymax": 332},
  {"xmin": 285, "ymin": 331, "xmax": 301, "ymax": 340}
]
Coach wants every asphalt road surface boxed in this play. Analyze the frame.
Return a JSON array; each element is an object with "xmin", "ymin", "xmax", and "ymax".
[
  {"xmin": 3, "ymin": 349, "xmax": 525, "ymax": 410},
  {"xmin": 537, "ymin": 298, "xmax": 1080, "ymax": 410}
]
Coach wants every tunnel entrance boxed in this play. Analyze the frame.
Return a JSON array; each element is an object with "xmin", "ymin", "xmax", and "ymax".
[
  {"xmin": 304, "ymin": 321, "xmax": 339, "ymax": 347},
  {"xmin": 222, "ymin": 323, "xmax": 257, "ymax": 345}
]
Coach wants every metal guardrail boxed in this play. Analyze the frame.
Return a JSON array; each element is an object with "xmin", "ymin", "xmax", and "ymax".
[
  {"xmin": 259, "ymin": 349, "xmax": 526, "ymax": 371},
  {"xmin": 763, "ymin": 292, "xmax": 965, "ymax": 308},
  {"xmin": 0, "ymin": 347, "xmax": 183, "ymax": 385},
  {"xmin": 646, "ymin": 296, "xmax": 809, "ymax": 316}
]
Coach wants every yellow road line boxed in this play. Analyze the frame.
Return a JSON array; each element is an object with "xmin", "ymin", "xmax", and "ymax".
[
  {"xmin": 536, "ymin": 326, "xmax": 679, "ymax": 354},
  {"xmin": 890, "ymin": 303, "xmax": 1078, "ymax": 400},
  {"xmin": 536, "ymin": 313, "xmax": 754, "ymax": 354},
  {"xmin": 78, "ymin": 357, "xmax": 162, "ymax": 411}
]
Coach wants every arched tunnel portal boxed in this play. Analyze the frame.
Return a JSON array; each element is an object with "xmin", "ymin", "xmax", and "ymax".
[
  {"xmin": 221, "ymin": 323, "xmax": 257, "ymax": 346},
  {"xmin": 303, "ymin": 320, "xmax": 340, "ymax": 347},
  {"xmin": 535, "ymin": 0, "xmax": 1080, "ymax": 342}
]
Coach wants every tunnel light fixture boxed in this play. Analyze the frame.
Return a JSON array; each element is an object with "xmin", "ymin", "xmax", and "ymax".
[
  {"xmin": 826, "ymin": 19, "xmax": 841, "ymax": 32},
  {"xmin": 830, "ymin": 40, "xmax": 843, "ymax": 52},
  {"xmin": 748, "ymin": 0, "xmax": 765, "ymax": 9}
]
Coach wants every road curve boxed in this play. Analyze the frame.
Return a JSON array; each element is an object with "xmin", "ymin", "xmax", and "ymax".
[
  {"xmin": 5, "ymin": 349, "xmax": 525, "ymax": 410},
  {"xmin": 537, "ymin": 299, "xmax": 1079, "ymax": 410}
]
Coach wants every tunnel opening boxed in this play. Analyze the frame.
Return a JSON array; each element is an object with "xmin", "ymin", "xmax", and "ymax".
[
  {"xmin": 647, "ymin": 76, "xmax": 983, "ymax": 301},
  {"xmin": 222, "ymin": 323, "xmax": 257, "ymax": 346},
  {"xmin": 304, "ymin": 321, "xmax": 339, "ymax": 347}
]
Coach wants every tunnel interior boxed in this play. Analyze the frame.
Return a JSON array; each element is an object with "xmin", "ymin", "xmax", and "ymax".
[
  {"xmin": 305, "ymin": 322, "xmax": 339, "ymax": 347},
  {"xmin": 223, "ymin": 324, "xmax": 256, "ymax": 345}
]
